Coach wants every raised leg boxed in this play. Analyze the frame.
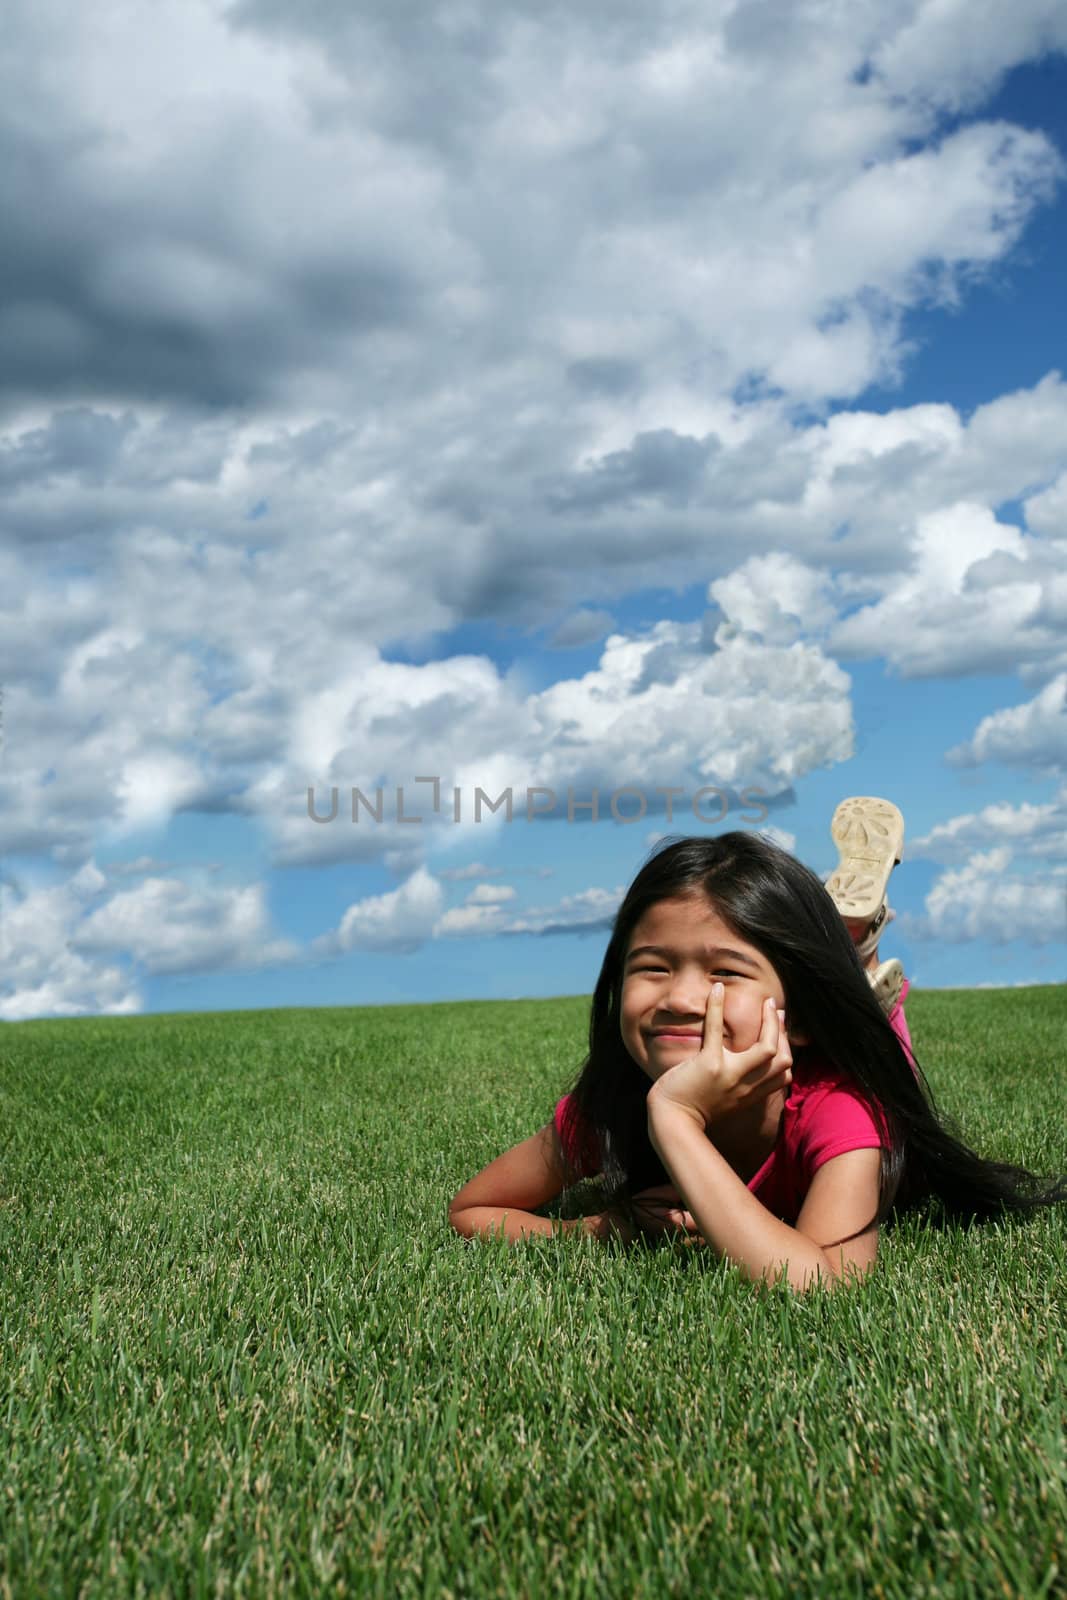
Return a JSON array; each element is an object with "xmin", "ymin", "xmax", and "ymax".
[{"xmin": 826, "ymin": 796, "xmax": 906, "ymax": 1017}]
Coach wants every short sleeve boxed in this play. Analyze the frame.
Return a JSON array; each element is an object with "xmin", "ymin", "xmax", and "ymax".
[
  {"xmin": 554, "ymin": 1093, "xmax": 601, "ymax": 1180},
  {"xmin": 798, "ymin": 1083, "xmax": 888, "ymax": 1177}
]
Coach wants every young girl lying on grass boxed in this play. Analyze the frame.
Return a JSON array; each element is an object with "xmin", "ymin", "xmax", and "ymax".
[{"xmin": 449, "ymin": 799, "xmax": 1067, "ymax": 1291}]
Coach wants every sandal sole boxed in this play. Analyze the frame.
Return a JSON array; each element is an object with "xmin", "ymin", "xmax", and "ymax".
[{"xmin": 826, "ymin": 796, "xmax": 905, "ymax": 922}]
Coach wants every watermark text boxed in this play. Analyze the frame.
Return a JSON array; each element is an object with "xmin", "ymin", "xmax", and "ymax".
[{"xmin": 306, "ymin": 777, "xmax": 769, "ymax": 826}]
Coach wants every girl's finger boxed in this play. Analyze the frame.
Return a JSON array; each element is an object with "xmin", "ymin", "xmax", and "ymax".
[
  {"xmin": 702, "ymin": 981, "xmax": 724, "ymax": 1048},
  {"xmin": 734, "ymin": 1001, "xmax": 784, "ymax": 1087},
  {"xmin": 735, "ymin": 1004, "xmax": 793, "ymax": 1094}
]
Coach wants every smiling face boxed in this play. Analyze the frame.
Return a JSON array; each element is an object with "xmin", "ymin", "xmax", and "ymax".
[{"xmin": 620, "ymin": 891, "xmax": 787, "ymax": 1083}]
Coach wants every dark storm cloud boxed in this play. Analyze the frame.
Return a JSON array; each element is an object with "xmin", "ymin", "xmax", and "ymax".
[
  {"xmin": 246, "ymin": 420, "xmax": 357, "ymax": 471},
  {"xmin": 548, "ymin": 608, "xmax": 616, "ymax": 649},
  {"xmin": 0, "ymin": 408, "xmax": 136, "ymax": 490},
  {"xmin": 0, "ymin": 93, "xmax": 427, "ymax": 413},
  {"xmin": 566, "ymin": 358, "xmax": 644, "ymax": 397},
  {"xmin": 224, "ymin": 0, "xmax": 675, "ymax": 155},
  {"xmin": 547, "ymin": 430, "xmax": 720, "ymax": 513}
]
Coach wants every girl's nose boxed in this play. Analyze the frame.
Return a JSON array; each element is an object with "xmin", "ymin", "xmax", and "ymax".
[{"xmin": 664, "ymin": 969, "xmax": 709, "ymax": 1017}]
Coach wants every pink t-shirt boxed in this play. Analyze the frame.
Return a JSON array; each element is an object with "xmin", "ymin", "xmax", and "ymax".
[{"xmin": 554, "ymin": 983, "xmax": 912, "ymax": 1227}]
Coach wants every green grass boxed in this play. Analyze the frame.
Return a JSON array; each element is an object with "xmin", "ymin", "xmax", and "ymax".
[{"xmin": 1, "ymin": 987, "xmax": 1065, "ymax": 1599}]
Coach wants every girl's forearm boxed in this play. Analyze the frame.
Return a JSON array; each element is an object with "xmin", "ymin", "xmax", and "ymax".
[
  {"xmin": 646, "ymin": 1102, "xmax": 839, "ymax": 1291},
  {"xmin": 449, "ymin": 1205, "xmax": 633, "ymax": 1244}
]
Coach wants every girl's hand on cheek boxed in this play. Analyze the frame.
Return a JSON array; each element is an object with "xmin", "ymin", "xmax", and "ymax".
[{"xmin": 646, "ymin": 985, "xmax": 792, "ymax": 1129}]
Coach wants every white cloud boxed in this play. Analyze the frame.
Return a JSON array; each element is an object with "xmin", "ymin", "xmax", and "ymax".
[
  {"xmin": 115, "ymin": 752, "xmax": 207, "ymax": 832},
  {"xmin": 709, "ymin": 553, "xmax": 837, "ymax": 643},
  {"xmin": 1025, "ymin": 469, "xmax": 1067, "ymax": 539},
  {"xmin": 74, "ymin": 875, "xmax": 296, "ymax": 976},
  {"xmin": 548, "ymin": 608, "xmax": 616, "ymax": 649},
  {"xmin": 430, "ymin": 878, "xmax": 517, "ymax": 933},
  {"xmin": 465, "ymin": 883, "xmax": 516, "ymax": 905},
  {"xmin": 437, "ymin": 861, "xmax": 503, "ymax": 881},
  {"xmin": 526, "ymin": 622, "xmax": 854, "ymax": 792},
  {"xmin": 909, "ymin": 847, "xmax": 1066, "ymax": 944},
  {"xmin": 948, "ymin": 673, "xmax": 1067, "ymax": 771},
  {"xmin": 252, "ymin": 618, "xmax": 855, "ymax": 869},
  {"xmin": 321, "ymin": 866, "xmax": 445, "ymax": 954},
  {"xmin": 6, "ymin": 367, "xmax": 1067, "ymax": 875},
  {"xmin": 869, "ymin": 0, "xmax": 1067, "ymax": 111},
  {"xmin": 0, "ymin": 864, "xmax": 141, "ymax": 1019},
  {"xmin": 500, "ymin": 885, "xmax": 624, "ymax": 937},
  {"xmin": 2, "ymin": 0, "xmax": 1064, "ymax": 432},
  {"xmin": 910, "ymin": 787, "xmax": 1067, "ymax": 864},
  {"xmin": 104, "ymin": 855, "xmax": 182, "ymax": 877},
  {"xmin": 830, "ymin": 502, "xmax": 1049, "ymax": 676},
  {"xmin": 433, "ymin": 902, "xmax": 510, "ymax": 938},
  {"xmin": 317, "ymin": 872, "xmax": 625, "ymax": 949}
]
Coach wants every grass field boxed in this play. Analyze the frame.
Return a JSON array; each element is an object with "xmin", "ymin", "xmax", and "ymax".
[{"xmin": 1, "ymin": 985, "xmax": 1065, "ymax": 1599}]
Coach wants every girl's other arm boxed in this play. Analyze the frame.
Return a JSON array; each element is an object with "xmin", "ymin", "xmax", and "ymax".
[
  {"xmin": 448, "ymin": 1123, "xmax": 634, "ymax": 1244},
  {"xmin": 793, "ymin": 1149, "xmax": 881, "ymax": 1281},
  {"xmin": 648, "ymin": 1100, "xmax": 880, "ymax": 1290}
]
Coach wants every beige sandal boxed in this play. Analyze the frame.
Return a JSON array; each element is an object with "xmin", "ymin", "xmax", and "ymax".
[
  {"xmin": 854, "ymin": 902, "xmax": 894, "ymax": 966},
  {"xmin": 826, "ymin": 797, "xmax": 905, "ymax": 924},
  {"xmin": 869, "ymin": 958, "xmax": 904, "ymax": 1016}
]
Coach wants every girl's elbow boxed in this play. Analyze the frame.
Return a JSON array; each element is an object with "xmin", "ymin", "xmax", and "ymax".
[
  {"xmin": 756, "ymin": 1250, "xmax": 874, "ymax": 1295},
  {"xmin": 806, "ymin": 1251, "xmax": 876, "ymax": 1293},
  {"xmin": 447, "ymin": 1195, "xmax": 473, "ymax": 1236}
]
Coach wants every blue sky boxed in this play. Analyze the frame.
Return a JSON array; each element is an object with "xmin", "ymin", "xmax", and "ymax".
[{"xmin": 1, "ymin": 0, "xmax": 1065, "ymax": 1019}]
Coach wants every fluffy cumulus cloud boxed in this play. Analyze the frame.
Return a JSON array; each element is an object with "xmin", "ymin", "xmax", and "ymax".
[
  {"xmin": 321, "ymin": 872, "xmax": 623, "ymax": 949},
  {"xmin": 948, "ymin": 674, "xmax": 1067, "ymax": 771},
  {"xmin": 0, "ymin": 864, "xmax": 140, "ymax": 1020},
  {"xmin": 465, "ymin": 884, "xmax": 517, "ymax": 906},
  {"xmin": 252, "ymin": 619, "xmax": 855, "ymax": 869},
  {"xmin": 907, "ymin": 792, "xmax": 1067, "ymax": 955},
  {"xmin": 433, "ymin": 881, "xmax": 517, "ymax": 935},
  {"xmin": 708, "ymin": 554, "xmax": 838, "ymax": 644},
  {"xmin": 6, "ymin": 375, "xmax": 1066, "ymax": 884},
  {"xmin": 498, "ymin": 885, "xmax": 625, "ymax": 938},
  {"xmin": 6, "ymin": 0, "xmax": 1063, "ymax": 415},
  {"xmin": 909, "ymin": 788, "xmax": 1067, "ymax": 865},
  {"xmin": 830, "ymin": 499, "xmax": 1067, "ymax": 678},
  {"xmin": 910, "ymin": 847, "xmax": 1066, "ymax": 945},
  {"xmin": 74, "ymin": 876, "xmax": 297, "ymax": 975},
  {"xmin": 317, "ymin": 867, "xmax": 446, "ymax": 954},
  {"xmin": 525, "ymin": 623, "xmax": 853, "ymax": 792},
  {"xmin": 0, "ymin": 862, "xmax": 297, "ymax": 1017}
]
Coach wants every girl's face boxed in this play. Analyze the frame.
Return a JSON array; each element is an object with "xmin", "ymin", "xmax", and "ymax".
[{"xmin": 620, "ymin": 892, "xmax": 787, "ymax": 1083}]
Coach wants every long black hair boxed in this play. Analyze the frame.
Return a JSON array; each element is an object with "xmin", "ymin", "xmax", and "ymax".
[{"xmin": 561, "ymin": 831, "xmax": 1067, "ymax": 1228}]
